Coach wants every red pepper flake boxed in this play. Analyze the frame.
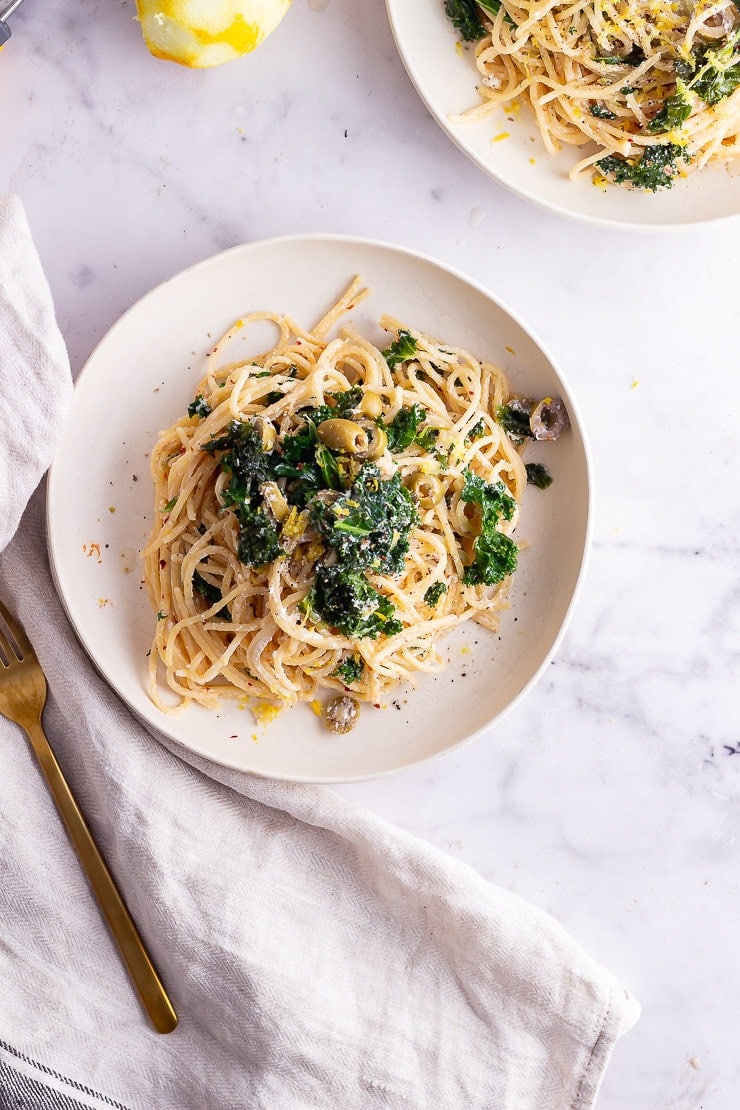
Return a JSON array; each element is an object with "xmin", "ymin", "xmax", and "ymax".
[{"xmin": 373, "ymin": 703, "xmax": 381, "ymax": 709}]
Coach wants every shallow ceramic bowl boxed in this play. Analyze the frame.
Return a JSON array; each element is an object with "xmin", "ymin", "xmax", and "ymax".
[
  {"xmin": 386, "ymin": 0, "xmax": 740, "ymax": 230},
  {"xmin": 47, "ymin": 235, "xmax": 591, "ymax": 782}
]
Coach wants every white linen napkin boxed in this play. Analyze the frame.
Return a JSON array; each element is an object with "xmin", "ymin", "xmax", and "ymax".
[{"xmin": 0, "ymin": 195, "xmax": 639, "ymax": 1110}]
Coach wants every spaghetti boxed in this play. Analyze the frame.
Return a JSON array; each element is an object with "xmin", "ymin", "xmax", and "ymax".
[
  {"xmin": 142, "ymin": 278, "xmax": 547, "ymax": 721},
  {"xmin": 446, "ymin": 0, "xmax": 740, "ymax": 188}
]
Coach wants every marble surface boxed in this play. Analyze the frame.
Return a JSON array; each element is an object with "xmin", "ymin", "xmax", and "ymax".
[{"xmin": 4, "ymin": 0, "xmax": 739, "ymax": 1105}]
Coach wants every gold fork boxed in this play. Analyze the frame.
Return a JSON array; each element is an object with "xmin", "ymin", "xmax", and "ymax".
[{"xmin": 0, "ymin": 598, "xmax": 178, "ymax": 1034}]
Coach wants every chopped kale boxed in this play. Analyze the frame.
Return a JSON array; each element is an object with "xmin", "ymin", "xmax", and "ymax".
[
  {"xmin": 315, "ymin": 442, "xmax": 342, "ymax": 490},
  {"xmin": 334, "ymin": 656, "xmax": 365, "ymax": 685},
  {"xmin": 648, "ymin": 82, "xmax": 691, "ymax": 133},
  {"xmin": 188, "ymin": 394, "xmax": 211, "ymax": 419},
  {"xmin": 690, "ymin": 35, "xmax": 740, "ymax": 106},
  {"xmin": 465, "ymin": 418, "xmax": 486, "ymax": 443},
  {"xmin": 496, "ymin": 400, "xmax": 534, "ymax": 440},
  {"xmin": 384, "ymin": 404, "xmax": 439, "ymax": 452},
  {"xmin": 193, "ymin": 570, "xmax": 232, "ymax": 620},
  {"xmin": 203, "ymin": 420, "xmax": 275, "ymax": 508},
  {"xmin": 234, "ymin": 506, "xmax": 282, "ymax": 568},
  {"xmin": 303, "ymin": 386, "xmax": 364, "ymax": 427},
  {"xmin": 590, "ymin": 103, "xmax": 617, "ymax": 120},
  {"xmin": 307, "ymin": 565, "xmax": 403, "ymax": 639},
  {"xmin": 273, "ymin": 419, "xmax": 336, "ymax": 506},
  {"xmin": 424, "ymin": 581, "xmax": 448, "ymax": 608},
  {"xmin": 478, "ymin": 0, "xmax": 515, "ymax": 27},
  {"xmin": 595, "ymin": 45, "xmax": 645, "ymax": 66},
  {"xmin": 525, "ymin": 462, "xmax": 553, "ymax": 490},
  {"xmin": 597, "ymin": 143, "xmax": 685, "ymax": 191},
  {"xmin": 311, "ymin": 464, "xmax": 417, "ymax": 574},
  {"xmin": 460, "ymin": 470, "xmax": 518, "ymax": 586},
  {"xmin": 443, "ymin": 0, "xmax": 485, "ymax": 41},
  {"xmin": 382, "ymin": 330, "xmax": 418, "ymax": 371},
  {"xmin": 265, "ymin": 391, "xmax": 284, "ymax": 406}
]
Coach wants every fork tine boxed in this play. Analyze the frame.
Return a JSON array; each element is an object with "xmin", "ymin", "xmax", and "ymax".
[{"xmin": 0, "ymin": 598, "xmax": 31, "ymax": 661}]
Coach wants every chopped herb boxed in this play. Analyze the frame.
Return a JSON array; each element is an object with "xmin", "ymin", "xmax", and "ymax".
[
  {"xmin": 334, "ymin": 656, "xmax": 365, "ymax": 685},
  {"xmin": 597, "ymin": 143, "xmax": 685, "ymax": 191},
  {"xmin": 460, "ymin": 470, "xmax": 518, "ymax": 586},
  {"xmin": 525, "ymin": 462, "xmax": 553, "ymax": 489},
  {"xmin": 163, "ymin": 497, "xmax": 177, "ymax": 513},
  {"xmin": 311, "ymin": 464, "xmax": 417, "ymax": 574},
  {"xmin": 465, "ymin": 418, "xmax": 486, "ymax": 442},
  {"xmin": 234, "ymin": 506, "xmax": 282, "ymax": 568},
  {"xmin": 590, "ymin": 103, "xmax": 617, "ymax": 120},
  {"xmin": 384, "ymin": 404, "xmax": 438, "ymax": 452},
  {"xmin": 188, "ymin": 395, "xmax": 211, "ymax": 419},
  {"xmin": 273, "ymin": 418, "xmax": 337, "ymax": 506},
  {"xmin": 478, "ymin": 0, "xmax": 515, "ymax": 27},
  {"xmin": 254, "ymin": 371, "xmax": 273, "ymax": 378},
  {"xmin": 595, "ymin": 45, "xmax": 644, "ymax": 66},
  {"xmin": 424, "ymin": 581, "xmax": 448, "ymax": 607},
  {"xmin": 193, "ymin": 570, "xmax": 232, "ymax": 620},
  {"xmin": 315, "ymin": 442, "xmax": 343, "ymax": 490},
  {"xmin": 301, "ymin": 387, "xmax": 364, "ymax": 428},
  {"xmin": 157, "ymin": 610, "xmax": 167, "ymax": 621},
  {"xmin": 307, "ymin": 565, "xmax": 403, "ymax": 639},
  {"xmin": 382, "ymin": 330, "xmax": 418, "ymax": 371},
  {"xmin": 496, "ymin": 400, "xmax": 534, "ymax": 439},
  {"xmin": 648, "ymin": 81, "xmax": 691, "ymax": 133},
  {"xmin": 204, "ymin": 420, "xmax": 276, "ymax": 508},
  {"xmin": 689, "ymin": 34, "xmax": 740, "ymax": 106},
  {"xmin": 265, "ymin": 391, "xmax": 283, "ymax": 406},
  {"xmin": 443, "ymin": 0, "xmax": 485, "ymax": 41}
]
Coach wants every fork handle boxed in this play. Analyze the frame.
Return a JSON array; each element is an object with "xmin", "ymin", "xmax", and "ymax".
[{"xmin": 24, "ymin": 718, "xmax": 178, "ymax": 1034}]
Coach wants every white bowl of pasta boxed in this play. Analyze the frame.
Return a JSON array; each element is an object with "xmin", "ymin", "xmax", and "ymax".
[
  {"xmin": 47, "ymin": 235, "xmax": 591, "ymax": 782},
  {"xmin": 386, "ymin": 0, "xmax": 740, "ymax": 228}
]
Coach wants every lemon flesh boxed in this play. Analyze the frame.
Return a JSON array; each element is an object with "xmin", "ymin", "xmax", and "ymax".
[{"xmin": 137, "ymin": 0, "xmax": 292, "ymax": 67}]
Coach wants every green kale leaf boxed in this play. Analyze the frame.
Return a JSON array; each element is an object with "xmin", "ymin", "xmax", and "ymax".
[
  {"xmin": 465, "ymin": 418, "xmax": 486, "ymax": 443},
  {"xmin": 690, "ymin": 35, "xmax": 740, "ymax": 106},
  {"xmin": 193, "ymin": 570, "xmax": 232, "ymax": 620},
  {"xmin": 188, "ymin": 395, "xmax": 211, "ymax": 419},
  {"xmin": 460, "ymin": 470, "xmax": 518, "ymax": 586},
  {"xmin": 597, "ymin": 143, "xmax": 685, "ymax": 191},
  {"xmin": 382, "ymin": 330, "xmax": 418, "ymax": 371},
  {"xmin": 303, "ymin": 387, "xmax": 364, "ymax": 427},
  {"xmin": 273, "ymin": 419, "xmax": 343, "ymax": 505},
  {"xmin": 525, "ymin": 462, "xmax": 553, "ymax": 489},
  {"xmin": 203, "ymin": 420, "xmax": 275, "ymax": 507},
  {"xmin": 334, "ymin": 655, "xmax": 365, "ymax": 685},
  {"xmin": 424, "ymin": 581, "xmax": 448, "ymax": 608},
  {"xmin": 443, "ymin": 0, "xmax": 485, "ymax": 41},
  {"xmin": 234, "ymin": 506, "xmax": 282, "ymax": 568},
  {"xmin": 311, "ymin": 464, "xmax": 417, "ymax": 575},
  {"xmin": 307, "ymin": 565, "xmax": 403, "ymax": 639},
  {"xmin": 595, "ymin": 45, "xmax": 645, "ymax": 65},
  {"xmin": 590, "ymin": 103, "xmax": 617, "ymax": 119},
  {"xmin": 648, "ymin": 82, "xmax": 692, "ymax": 133},
  {"xmin": 384, "ymin": 404, "xmax": 439, "ymax": 452},
  {"xmin": 496, "ymin": 400, "xmax": 534, "ymax": 439}
]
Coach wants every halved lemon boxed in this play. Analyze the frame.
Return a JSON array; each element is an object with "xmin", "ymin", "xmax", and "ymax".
[{"xmin": 137, "ymin": 0, "xmax": 292, "ymax": 68}]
